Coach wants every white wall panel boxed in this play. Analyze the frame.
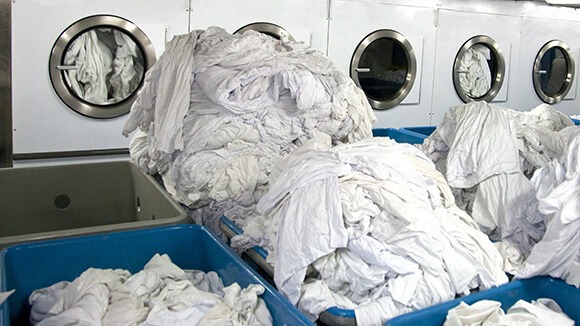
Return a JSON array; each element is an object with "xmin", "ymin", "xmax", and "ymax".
[{"xmin": 189, "ymin": 0, "xmax": 328, "ymax": 52}]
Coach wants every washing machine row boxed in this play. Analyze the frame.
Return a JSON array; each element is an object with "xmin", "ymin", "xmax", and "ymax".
[
  {"xmin": 46, "ymin": 10, "xmax": 577, "ymax": 122},
  {"xmin": 12, "ymin": 0, "xmax": 579, "ymax": 159}
]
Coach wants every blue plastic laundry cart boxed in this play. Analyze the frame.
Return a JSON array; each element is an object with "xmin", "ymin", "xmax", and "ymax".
[
  {"xmin": 386, "ymin": 276, "xmax": 580, "ymax": 326},
  {"xmin": 0, "ymin": 224, "xmax": 313, "ymax": 326}
]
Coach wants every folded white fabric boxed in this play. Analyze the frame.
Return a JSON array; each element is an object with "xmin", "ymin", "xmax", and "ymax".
[
  {"xmin": 444, "ymin": 298, "xmax": 574, "ymax": 326},
  {"xmin": 28, "ymin": 254, "xmax": 272, "ymax": 326}
]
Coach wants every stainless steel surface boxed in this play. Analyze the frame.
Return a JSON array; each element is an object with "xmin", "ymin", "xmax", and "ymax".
[
  {"xmin": 233, "ymin": 22, "xmax": 295, "ymax": 42},
  {"xmin": 452, "ymin": 35, "xmax": 506, "ymax": 103},
  {"xmin": 56, "ymin": 65, "xmax": 78, "ymax": 70},
  {"xmin": 533, "ymin": 39, "xmax": 575, "ymax": 104},
  {"xmin": 350, "ymin": 29, "xmax": 417, "ymax": 110},
  {"xmin": 0, "ymin": 0, "xmax": 12, "ymax": 168},
  {"xmin": 48, "ymin": 15, "xmax": 156, "ymax": 118}
]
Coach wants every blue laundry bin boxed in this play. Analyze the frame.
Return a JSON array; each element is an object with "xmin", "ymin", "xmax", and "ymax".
[
  {"xmin": 0, "ymin": 224, "xmax": 313, "ymax": 326},
  {"xmin": 401, "ymin": 125, "xmax": 436, "ymax": 138},
  {"xmin": 385, "ymin": 276, "xmax": 580, "ymax": 325},
  {"xmin": 372, "ymin": 127, "xmax": 428, "ymax": 144}
]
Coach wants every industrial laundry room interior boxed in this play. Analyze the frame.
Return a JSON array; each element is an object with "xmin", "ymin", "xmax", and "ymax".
[{"xmin": 0, "ymin": 1, "xmax": 579, "ymax": 326}]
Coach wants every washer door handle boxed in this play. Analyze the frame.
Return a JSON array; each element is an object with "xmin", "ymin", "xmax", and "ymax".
[
  {"xmin": 356, "ymin": 67, "xmax": 371, "ymax": 73},
  {"xmin": 56, "ymin": 65, "xmax": 77, "ymax": 70}
]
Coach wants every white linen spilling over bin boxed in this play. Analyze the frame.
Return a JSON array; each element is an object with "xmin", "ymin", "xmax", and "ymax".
[
  {"xmin": 231, "ymin": 136, "xmax": 508, "ymax": 325},
  {"xmin": 122, "ymin": 26, "xmax": 376, "ymax": 228},
  {"xmin": 421, "ymin": 101, "xmax": 579, "ymax": 284},
  {"xmin": 28, "ymin": 254, "xmax": 272, "ymax": 326},
  {"xmin": 515, "ymin": 128, "xmax": 580, "ymax": 287},
  {"xmin": 443, "ymin": 298, "xmax": 574, "ymax": 326}
]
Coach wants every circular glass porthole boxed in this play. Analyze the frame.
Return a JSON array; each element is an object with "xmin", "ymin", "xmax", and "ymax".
[
  {"xmin": 234, "ymin": 22, "xmax": 295, "ymax": 42},
  {"xmin": 350, "ymin": 30, "xmax": 417, "ymax": 110},
  {"xmin": 453, "ymin": 35, "xmax": 505, "ymax": 103},
  {"xmin": 533, "ymin": 40, "xmax": 575, "ymax": 104},
  {"xmin": 49, "ymin": 15, "xmax": 156, "ymax": 118}
]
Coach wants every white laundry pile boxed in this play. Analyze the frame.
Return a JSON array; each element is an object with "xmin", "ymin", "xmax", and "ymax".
[
  {"xmin": 232, "ymin": 136, "xmax": 508, "ymax": 326},
  {"xmin": 122, "ymin": 26, "xmax": 376, "ymax": 229},
  {"xmin": 64, "ymin": 29, "xmax": 113, "ymax": 103},
  {"xmin": 64, "ymin": 28, "xmax": 144, "ymax": 104},
  {"xmin": 109, "ymin": 29, "xmax": 145, "ymax": 102},
  {"xmin": 515, "ymin": 127, "xmax": 580, "ymax": 287},
  {"xmin": 457, "ymin": 44, "xmax": 492, "ymax": 98},
  {"xmin": 421, "ymin": 102, "xmax": 575, "ymax": 273},
  {"xmin": 28, "ymin": 253, "xmax": 272, "ymax": 326},
  {"xmin": 444, "ymin": 298, "xmax": 574, "ymax": 326}
]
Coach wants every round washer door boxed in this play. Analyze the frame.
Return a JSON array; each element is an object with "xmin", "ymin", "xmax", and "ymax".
[
  {"xmin": 49, "ymin": 15, "xmax": 156, "ymax": 119},
  {"xmin": 350, "ymin": 29, "xmax": 417, "ymax": 110},
  {"xmin": 234, "ymin": 22, "xmax": 295, "ymax": 42},
  {"xmin": 453, "ymin": 35, "xmax": 505, "ymax": 103},
  {"xmin": 533, "ymin": 40, "xmax": 575, "ymax": 104}
]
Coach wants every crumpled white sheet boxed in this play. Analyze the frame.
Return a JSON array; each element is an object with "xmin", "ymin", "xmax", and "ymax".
[
  {"xmin": 444, "ymin": 298, "xmax": 574, "ymax": 326},
  {"xmin": 28, "ymin": 254, "xmax": 272, "ymax": 326},
  {"xmin": 457, "ymin": 44, "xmax": 492, "ymax": 98},
  {"xmin": 234, "ymin": 136, "xmax": 507, "ymax": 325},
  {"xmin": 421, "ymin": 102, "xmax": 573, "ymax": 260},
  {"xmin": 63, "ymin": 29, "xmax": 113, "ymax": 103},
  {"xmin": 109, "ymin": 30, "xmax": 144, "ymax": 102},
  {"xmin": 122, "ymin": 26, "xmax": 376, "ymax": 229},
  {"xmin": 515, "ymin": 127, "xmax": 580, "ymax": 287}
]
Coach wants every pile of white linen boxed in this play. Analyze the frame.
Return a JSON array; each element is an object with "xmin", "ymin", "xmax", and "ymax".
[
  {"xmin": 421, "ymin": 102, "xmax": 573, "ymax": 261},
  {"xmin": 444, "ymin": 298, "xmax": 573, "ymax": 326},
  {"xmin": 515, "ymin": 128, "xmax": 580, "ymax": 286},
  {"xmin": 64, "ymin": 29, "xmax": 144, "ymax": 104},
  {"xmin": 457, "ymin": 44, "xmax": 492, "ymax": 98},
  {"xmin": 109, "ymin": 29, "xmax": 144, "ymax": 102},
  {"xmin": 28, "ymin": 253, "xmax": 272, "ymax": 326},
  {"xmin": 232, "ymin": 135, "xmax": 508, "ymax": 325},
  {"xmin": 64, "ymin": 29, "xmax": 113, "ymax": 103},
  {"xmin": 122, "ymin": 26, "xmax": 375, "ymax": 227}
]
